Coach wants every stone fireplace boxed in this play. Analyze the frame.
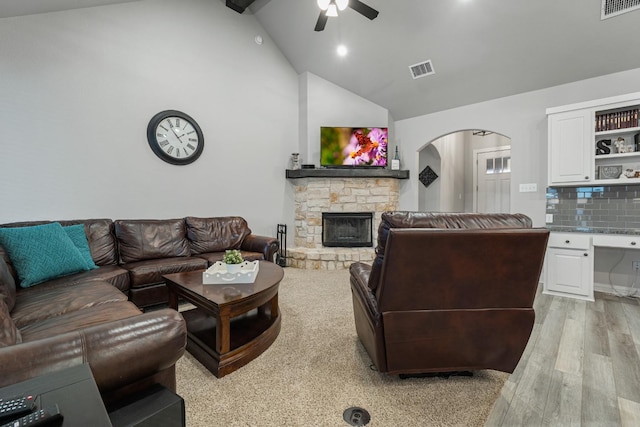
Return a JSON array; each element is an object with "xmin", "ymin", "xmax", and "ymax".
[{"xmin": 287, "ymin": 176, "xmax": 401, "ymax": 269}]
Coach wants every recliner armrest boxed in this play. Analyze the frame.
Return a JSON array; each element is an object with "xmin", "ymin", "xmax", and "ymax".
[
  {"xmin": 0, "ymin": 309, "xmax": 186, "ymax": 392},
  {"xmin": 241, "ymin": 234, "xmax": 279, "ymax": 262},
  {"xmin": 349, "ymin": 262, "xmax": 379, "ymax": 320}
]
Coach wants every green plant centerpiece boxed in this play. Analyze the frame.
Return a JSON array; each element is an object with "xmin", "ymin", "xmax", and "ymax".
[{"xmin": 223, "ymin": 249, "xmax": 244, "ymax": 273}]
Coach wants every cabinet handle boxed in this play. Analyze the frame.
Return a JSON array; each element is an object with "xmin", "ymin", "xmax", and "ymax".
[
  {"xmin": 632, "ymin": 241, "xmax": 637, "ymax": 246},
  {"xmin": 565, "ymin": 240, "xmax": 570, "ymax": 244},
  {"xmin": 584, "ymin": 253, "xmax": 588, "ymax": 257},
  {"xmin": 585, "ymin": 176, "xmax": 589, "ymax": 180}
]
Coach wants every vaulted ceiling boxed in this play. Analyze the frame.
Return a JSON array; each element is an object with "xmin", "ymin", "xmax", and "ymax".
[
  {"xmin": 248, "ymin": 0, "xmax": 640, "ymax": 119},
  {"xmin": 3, "ymin": 0, "xmax": 640, "ymax": 120}
]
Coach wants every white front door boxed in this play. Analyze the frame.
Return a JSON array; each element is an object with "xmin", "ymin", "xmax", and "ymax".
[{"xmin": 475, "ymin": 147, "xmax": 511, "ymax": 213}]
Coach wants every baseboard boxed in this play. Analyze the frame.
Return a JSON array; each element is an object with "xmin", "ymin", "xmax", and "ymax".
[{"xmin": 594, "ymin": 281, "xmax": 640, "ymax": 296}]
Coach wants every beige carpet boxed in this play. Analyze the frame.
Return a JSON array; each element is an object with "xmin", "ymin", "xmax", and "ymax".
[{"xmin": 176, "ymin": 267, "xmax": 507, "ymax": 426}]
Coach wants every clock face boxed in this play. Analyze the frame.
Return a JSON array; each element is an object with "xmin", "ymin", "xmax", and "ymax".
[{"xmin": 147, "ymin": 110, "xmax": 204, "ymax": 165}]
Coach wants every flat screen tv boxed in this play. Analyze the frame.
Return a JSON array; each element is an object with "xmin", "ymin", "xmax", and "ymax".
[{"xmin": 320, "ymin": 127, "xmax": 388, "ymax": 167}]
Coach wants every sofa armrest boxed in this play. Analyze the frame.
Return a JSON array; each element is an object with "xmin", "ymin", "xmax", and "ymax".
[
  {"xmin": 241, "ymin": 234, "xmax": 279, "ymax": 262},
  {"xmin": 0, "ymin": 309, "xmax": 186, "ymax": 392}
]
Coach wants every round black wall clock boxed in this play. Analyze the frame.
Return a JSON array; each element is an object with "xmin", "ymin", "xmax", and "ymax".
[{"xmin": 147, "ymin": 110, "xmax": 204, "ymax": 165}]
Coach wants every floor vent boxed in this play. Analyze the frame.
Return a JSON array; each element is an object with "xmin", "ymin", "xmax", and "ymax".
[
  {"xmin": 601, "ymin": 0, "xmax": 640, "ymax": 19},
  {"xmin": 343, "ymin": 407, "xmax": 371, "ymax": 426},
  {"xmin": 409, "ymin": 59, "xmax": 435, "ymax": 79}
]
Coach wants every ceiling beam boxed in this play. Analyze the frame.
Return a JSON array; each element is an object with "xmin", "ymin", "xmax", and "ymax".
[{"xmin": 225, "ymin": 0, "xmax": 256, "ymax": 14}]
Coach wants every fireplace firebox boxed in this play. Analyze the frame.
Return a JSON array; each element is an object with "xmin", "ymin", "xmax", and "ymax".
[{"xmin": 322, "ymin": 212, "xmax": 373, "ymax": 247}]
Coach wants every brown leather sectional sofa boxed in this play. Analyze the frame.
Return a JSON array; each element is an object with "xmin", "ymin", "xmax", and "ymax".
[
  {"xmin": 0, "ymin": 216, "xmax": 279, "ymax": 309},
  {"xmin": 0, "ymin": 216, "xmax": 278, "ymax": 408}
]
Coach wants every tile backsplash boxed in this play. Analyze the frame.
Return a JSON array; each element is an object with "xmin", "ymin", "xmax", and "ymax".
[{"xmin": 546, "ymin": 185, "xmax": 640, "ymax": 233}]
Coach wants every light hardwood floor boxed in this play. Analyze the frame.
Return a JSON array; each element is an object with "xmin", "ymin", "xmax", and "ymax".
[{"xmin": 486, "ymin": 286, "xmax": 640, "ymax": 426}]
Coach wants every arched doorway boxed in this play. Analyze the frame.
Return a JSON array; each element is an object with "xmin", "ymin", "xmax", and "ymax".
[{"xmin": 418, "ymin": 130, "xmax": 512, "ymax": 213}]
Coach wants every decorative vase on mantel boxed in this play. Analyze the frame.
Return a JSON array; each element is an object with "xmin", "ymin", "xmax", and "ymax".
[
  {"xmin": 291, "ymin": 153, "xmax": 301, "ymax": 170},
  {"xmin": 391, "ymin": 147, "xmax": 400, "ymax": 170}
]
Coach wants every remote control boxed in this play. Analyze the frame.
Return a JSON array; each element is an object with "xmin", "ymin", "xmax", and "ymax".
[
  {"xmin": 0, "ymin": 395, "xmax": 35, "ymax": 423},
  {"xmin": 0, "ymin": 405, "xmax": 62, "ymax": 427}
]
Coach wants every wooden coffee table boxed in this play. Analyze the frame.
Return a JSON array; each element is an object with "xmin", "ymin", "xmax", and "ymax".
[{"xmin": 164, "ymin": 261, "xmax": 284, "ymax": 378}]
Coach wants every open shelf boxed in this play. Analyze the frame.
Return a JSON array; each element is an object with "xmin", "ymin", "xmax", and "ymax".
[
  {"xmin": 593, "ymin": 178, "xmax": 640, "ymax": 185},
  {"xmin": 595, "ymin": 152, "xmax": 640, "ymax": 160},
  {"xmin": 595, "ymin": 126, "xmax": 640, "ymax": 137}
]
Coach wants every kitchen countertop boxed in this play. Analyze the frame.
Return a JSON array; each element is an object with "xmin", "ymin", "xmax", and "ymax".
[{"xmin": 545, "ymin": 226, "xmax": 640, "ymax": 235}]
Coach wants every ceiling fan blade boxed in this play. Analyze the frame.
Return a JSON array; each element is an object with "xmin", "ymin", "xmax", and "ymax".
[
  {"xmin": 349, "ymin": 0, "xmax": 379, "ymax": 20},
  {"xmin": 314, "ymin": 10, "xmax": 328, "ymax": 31}
]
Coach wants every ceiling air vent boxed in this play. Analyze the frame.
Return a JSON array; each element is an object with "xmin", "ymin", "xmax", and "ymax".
[
  {"xmin": 601, "ymin": 0, "xmax": 640, "ymax": 19},
  {"xmin": 409, "ymin": 60, "xmax": 435, "ymax": 79}
]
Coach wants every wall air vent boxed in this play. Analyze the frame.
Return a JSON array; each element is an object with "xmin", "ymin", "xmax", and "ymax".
[
  {"xmin": 409, "ymin": 60, "xmax": 435, "ymax": 79},
  {"xmin": 601, "ymin": 0, "xmax": 640, "ymax": 19}
]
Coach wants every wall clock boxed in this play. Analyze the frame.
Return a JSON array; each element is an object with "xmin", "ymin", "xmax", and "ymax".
[{"xmin": 147, "ymin": 110, "xmax": 204, "ymax": 165}]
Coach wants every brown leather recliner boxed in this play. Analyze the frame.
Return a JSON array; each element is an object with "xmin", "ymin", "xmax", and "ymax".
[{"xmin": 349, "ymin": 211, "xmax": 549, "ymax": 375}]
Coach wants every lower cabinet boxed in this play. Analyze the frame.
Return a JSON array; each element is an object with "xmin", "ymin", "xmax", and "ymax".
[{"xmin": 544, "ymin": 233, "xmax": 594, "ymax": 301}]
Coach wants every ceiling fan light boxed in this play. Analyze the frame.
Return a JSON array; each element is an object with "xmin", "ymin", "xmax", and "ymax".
[
  {"xmin": 317, "ymin": 0, "xmax": 330, "ymax": 10},
  {"xmin": 335, "ymin": 0, "xmax": 349, "ymax": 11},
  {"xmin": 326, "ymin": 4, "xmax": 338, "ymax": 16}
]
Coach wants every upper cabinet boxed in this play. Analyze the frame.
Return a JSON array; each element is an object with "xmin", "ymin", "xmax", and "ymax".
[
  {"xmin": 548, "ymin": 109, "xmax": 592, "ymax": 184},
  {"xmin": 547, "ymin": 92, "xmax": 640, "ymax": 187}
]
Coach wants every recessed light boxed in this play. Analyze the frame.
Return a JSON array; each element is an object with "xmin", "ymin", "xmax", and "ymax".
[{"xmin": 337, "ymin": 45, "xmax": 348, "ymax": 56}]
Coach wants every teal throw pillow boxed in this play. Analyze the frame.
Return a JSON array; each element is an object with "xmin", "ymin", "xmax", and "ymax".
[
  {"xmin": 0, "ymin": 223, "xmax": 90, "ymax": 288},
  {"xmin": 63, "ymin": 224, "xmax": 98, "ymax": 271}
]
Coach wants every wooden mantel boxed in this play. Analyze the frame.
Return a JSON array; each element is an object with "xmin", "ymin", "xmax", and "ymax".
[{"xmin": 285, "ymin": 168, "xmax": 409, "ymax": 179}]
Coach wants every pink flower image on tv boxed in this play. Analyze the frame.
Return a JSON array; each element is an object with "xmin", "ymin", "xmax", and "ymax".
[{"xmin": 342, "ymin": 128, "xmax": 388, "ymax": 166}]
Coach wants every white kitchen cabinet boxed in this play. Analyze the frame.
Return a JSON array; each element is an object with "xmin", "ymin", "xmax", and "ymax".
[
  {"xmin": 548, "ymin": 109, "xmax": 593, "ymax": 185},
  {"xmin": 544, "ymin": 233, "xmax": 594, "ymax": 301},
  {"xmin": 547, "ymin": 92, "xmax": 640, "ymax": 187}
]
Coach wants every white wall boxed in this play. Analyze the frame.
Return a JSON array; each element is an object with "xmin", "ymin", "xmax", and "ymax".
[
  {"xmin": 298, "ymin": 72, "xmax": 391, "ymax": 166},
  {"xmin": 0, "ymin": 0, "xmax": 299, "ymax": 237},
  {"xmin": 432, "ymin": 133, "xmax": 465, "ymax": 212},
  {"xmin": 418, "ymin": 144, "xmax": 440, "ymax": 212},
  {"xmin": 395, "ymin": 67, "xmax": 640, "ymax": 226}
]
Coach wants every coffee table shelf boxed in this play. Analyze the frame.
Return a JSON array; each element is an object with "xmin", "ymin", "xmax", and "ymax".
[
  {"xmin": 164, "ymin": 261, "xmax": 284, "ymax": 378},
  {"xmin": 181, "ymin": 307, "xmax": 280, "ymax": 376}
]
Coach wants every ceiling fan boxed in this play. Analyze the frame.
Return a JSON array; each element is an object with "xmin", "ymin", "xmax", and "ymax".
[{"xmin": 315, "ymin": 0, "xmax": 379, "ymax": 32}]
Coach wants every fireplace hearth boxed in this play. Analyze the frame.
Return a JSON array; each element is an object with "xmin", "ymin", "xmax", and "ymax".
[{"xmin": 322, "ymin": 212, "xmax": 373, "ymax": 247}]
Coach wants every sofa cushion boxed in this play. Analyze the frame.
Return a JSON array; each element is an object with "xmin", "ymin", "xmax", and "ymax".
[
  {"xmin": 0, "ymin": 257, "xmax": 16, "ymax": 312},
  {"xmin": 0, "ymin": 299, "xmax": 21, "ymax": 347},
  {"xmin": 12, "ymin": 281, "xmax": 128, "ymax": 328},
  {"xmin": 0, "ymin": 223, "xmax": 90, "ymax": 288},
  {"xmin": 115, "ymin": 219, "xmax": 190, "ymax": 263},
  {"xmin": 13, "ymin": 265, "xmax": 130, "ymax": 295},
  {"xmin": 186, "ymin": 216, "xmax": 251, "ymax": 254},
  {"xmin": 63, "ymin": 224, "xmax": 99, "ymax": 271},
  {"xmin": 1, "ymin": 219, "xmax": 118, "ymax": 270},
  {"xmin": 123, "ymin": 257, "xmax": 208, "ymax": 288},
  {"xmin": 57, "ymin": 219, "xmax": 118, "ymax": 266},
  {"xmin": 19, "ymin": 300, "xmax": 141, "ymax": 342}
]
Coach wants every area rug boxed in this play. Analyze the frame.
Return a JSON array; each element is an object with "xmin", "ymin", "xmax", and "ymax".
[{"xmin": 176, "ymin": 267, "xmax": 507, "ymax": 426}]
